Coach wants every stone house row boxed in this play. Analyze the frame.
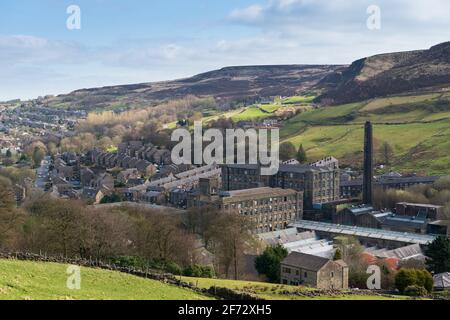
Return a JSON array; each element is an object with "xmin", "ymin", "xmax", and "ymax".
[
  {"xmin": 118, "ymin": 141, "xmax": 172, "ymax": 165},
  {"xmin": 88, "ymin": 148, "xmax": 155, "ymax": 175},
  {"xmin": 130, "ymin": 164, "xmax": 222, "ymax": 206}
]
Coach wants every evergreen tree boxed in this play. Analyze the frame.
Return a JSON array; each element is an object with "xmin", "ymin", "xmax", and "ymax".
[
  {"xmin": 333, "ymin": 248, "xmax": 343, "ymax": 260},
  {"xmin": 255, "ymin": 244, "xmax": 288, "ymax": 283},
  {"xmin": 296, "ymin": 144, "xmax": 307, "ymax": 163},
  {"xmin": 279, "ymin": 142, "xmax": 297, "ymax": 161},
  {"xmin": 426, "ymin": 236, "xmax": 450, "ymax": 273}
]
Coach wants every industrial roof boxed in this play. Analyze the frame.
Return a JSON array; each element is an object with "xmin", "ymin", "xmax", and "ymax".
[
  {"xmin": 434, "ymin": 273, "xmax": 450, "ymax": 289},
  {"xmin": 292, "ymin": 220, "xmax": 436, "ymax": 245}
]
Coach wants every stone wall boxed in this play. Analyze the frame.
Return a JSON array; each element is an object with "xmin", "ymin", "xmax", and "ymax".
[{"xmin": 0, "ymin": 252, "xmax": 260, "ymax": 301}]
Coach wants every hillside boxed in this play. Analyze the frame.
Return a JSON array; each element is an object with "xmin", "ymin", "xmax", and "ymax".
[
  {"xmin": 317, "ymin": 42, "xmax": 450, "ymax": 104},
  {"xmin": 162, "ymin": 91, "xmax": 450, "ymax": 175},
  {"xmin": 281, "ymin": 92, "xmax": 450, "ymax": 174},
  {"xmin": 0, "ymin": 259, "xmax": 211, "ymax": 300},
  {"xmin": 0, "ymin": 259, "xmax": 409, "ymax": 300},
  {"xmin": 41, "ymin": 65, "xmax": 342, "ymax": 111}
]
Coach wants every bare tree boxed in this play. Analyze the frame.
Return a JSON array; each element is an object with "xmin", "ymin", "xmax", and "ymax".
[
  {"xmin": 185, "ymin": 205, "xmax": 219, "ymax": 246},
  {"xmin": 22, "ymin": 196, "xmax": 85, "ymax": 257},
  {"xmin": 380, "ymin": 141, "xmax": 394, "ymax": 165},
  {"xmin": 206, "ymin": 212, "xmax": 256, "ymax": 280},
  {"xmin": 0, "ymin": 176, "xmax": 24, "ymax": 248}
]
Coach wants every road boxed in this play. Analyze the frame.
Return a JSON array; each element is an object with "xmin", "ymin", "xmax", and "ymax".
[{"xmin": 35, "ymin": 156, "xmax": 51, "ymax": 189}]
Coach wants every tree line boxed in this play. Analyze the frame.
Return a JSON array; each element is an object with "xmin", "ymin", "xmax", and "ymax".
[{"xmin": 0, "ymin": 177, "xmax": 256, "ymax": 279}]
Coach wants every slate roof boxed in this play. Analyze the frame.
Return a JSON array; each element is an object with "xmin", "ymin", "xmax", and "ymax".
[
  {"xmin": 434, "ymin": 273, "xmax": 450, "ymax": 289},
  {"xmin": 281, "ymin": 252, "xmax": 330, "ymax": 271},
  {"xmin": 369, "ymin": 244, "xmax": 424, "ymax": 260},
  {"xmin": 223, "ymin": 163, "xmax": 335, "ymax": 174}
]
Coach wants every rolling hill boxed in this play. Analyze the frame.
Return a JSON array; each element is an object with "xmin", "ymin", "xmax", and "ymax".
[
  {"xmin": 0, "ymin": 259, "xmax": 409, "ymax": 300},
  {"xmin": 317, "ymin": 42, "xmax": 450, "ymax": 104},
  {"xmin": 34, "ymin": 41, "xmax": 450, "ymax": 112},
  {"xmin": 41, "ymin": 65, "xmax": 342, "ymax": 111},
  {"xmin": 28, "ymin": 41, "xmax": 450, "ymax": 175},
  {"xmin": 0, "ymin": 259, "xmax": 212, "ymax": 300},
  {"xmin": 162, "ymin": 91, "xmax": 450, "ymax": 175},
  {"xmin": 281, "ymin": 92, "xmax": 450, "ymax": 175}
]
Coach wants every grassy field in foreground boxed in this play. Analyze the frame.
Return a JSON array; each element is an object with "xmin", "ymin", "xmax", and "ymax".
[
  {"xmin": 0, "ymin": 259, "xmax": 212, "ymax": 300},
  {"xmin": 179, "ymin": 276, "xmax": 409, "ymax": 300},
  {"xmin": 0, "ymin": 259, "xmax": 417, "ymax": 300}
]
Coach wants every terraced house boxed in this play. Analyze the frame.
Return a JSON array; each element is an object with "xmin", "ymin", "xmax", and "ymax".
[{"xmin": 221, "ymin": 163, "xmax": 340, "ymax": 209}]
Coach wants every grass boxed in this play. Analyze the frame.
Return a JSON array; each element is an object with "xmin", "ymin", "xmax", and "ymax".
[
  {"xmin": 282, "ymin": 95, "xmax": 316, "ymax": 104},
  {"xmin": 162, "ymin": 91, "xmax": 450, "ymax": 175},
  {"xmin": 0, "ymin": 259, "xmax": 408, "ymax": 300},
  {"xmin": 280, "ymin": 92, "xmax": 450, "ymax": 174},
  {"xmin": 179, "ymin": 276, "xmax": 409, "ymax": 300},
  {"xmin": 106, "ymin": 146, "xmax": 118, "ymax": 153},
  {"xmin": 231, "ymin": 106, "xmax": 269, "ymax": 121},
  {"xmin": 259, "ymin": 103, "xmax": 283, "ymax": 113},
  {"xmin": 0, "ymin": 259, "xmax": 212, "ymax": 300},
  {"xmin": 361, "ymin": 93, "xmax": 441, "ymax": 112}
]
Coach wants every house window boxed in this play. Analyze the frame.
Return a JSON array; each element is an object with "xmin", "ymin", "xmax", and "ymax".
[
  {"xmin": 283, "ymin": 267, "xmax": 291, "ymax": 274},
  {"xmin": 331, "ymin": 272, "xmax": 334, "ymax": 278},
  {"xmin": 304, "ymin": 272, "xmax": 308, "ymax": 278}
]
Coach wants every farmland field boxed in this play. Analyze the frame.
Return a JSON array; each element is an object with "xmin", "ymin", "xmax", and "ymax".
[
  {"xmin": 280, "ymin": 92, "xmax": 450, "ymax": 174},
  {"xmin": 0, "ymin": 259, "xmax": 212, "ymax": 300}
]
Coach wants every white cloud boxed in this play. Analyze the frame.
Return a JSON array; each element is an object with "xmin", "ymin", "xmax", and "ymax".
[
  {"xmin": 223, "ymin": 0, "xmax": 450, "ymax": 62},
  {"xmin": 0, "ymin": 35, "xmax": 88, "ymax": 65},
  {"xmin": 404, "ymin": 0, "xmax": 450, "ymax": 22},
  {"xmin": 229, "ymin": 4, "xmax": 264, "ymax": 23},
  {"xmin": 1, "ymin": 0, "xmax": 449, "ymax": 101}
]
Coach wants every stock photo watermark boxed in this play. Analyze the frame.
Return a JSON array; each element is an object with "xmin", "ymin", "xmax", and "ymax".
[
  {"xmin": 66, "ymin": 265, "xmax": 81, "ymax": 290},
  {"xmin": 366, "ymin": 265, "xmax": 382, "ymax": 290},
  {"xmin": 66, "ymin": 5, "xmax": 81, "ymax": 30},
  {"xmin": 367, "ymin": 5, "xmax": 381, "ymax": 30},
  {"xmin": 171, "ymin": 121, "xmax": 280, "ymax": 175}
]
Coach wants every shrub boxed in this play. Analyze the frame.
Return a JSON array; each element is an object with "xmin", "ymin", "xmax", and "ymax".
[
  {"xmin": 415, "ymin": 269, "xmax": 434, "ymax": 293},
  {"xmin": 165, "ymin": 261, "xmax": 182, "ymax": 275},
  {"xmin": 183, "ymin": 265, "xmax": 215, "ymax": 278},
  {"xmin": 395, "ymin": 268, "xmax": 433, "ymax": 294},
  {"xmin": 349, "ymin": 270, "xmax": 370, "ymax": 289},
  {"xmin": 333, "ymin": 248, "xmax": 343, "ymax": 261},
  {"xmin": 404, "ymin": 285, "xmax": 428, "ymax": 297},
  {"xmin": 395, "ymin": 269, "xmax": 417, "ymax": 293},
  {"xmin": 111, "ymin": 256, "xmax": 149, "ymax": 270}
]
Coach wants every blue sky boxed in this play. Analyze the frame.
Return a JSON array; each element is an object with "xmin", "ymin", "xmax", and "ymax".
[{"xmin": 1, "ymin": 0, "xmax": 449, "ymax": 100}]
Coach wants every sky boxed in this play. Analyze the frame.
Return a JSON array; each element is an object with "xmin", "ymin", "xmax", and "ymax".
[{"xmin": 0, "ymin": 0, "xmax": 449, "ymax": 101}]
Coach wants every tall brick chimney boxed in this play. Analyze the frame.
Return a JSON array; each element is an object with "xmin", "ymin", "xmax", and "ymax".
[{"xmin": 363, "ymin": 121, "xmax": 373, "ymax": 205}]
